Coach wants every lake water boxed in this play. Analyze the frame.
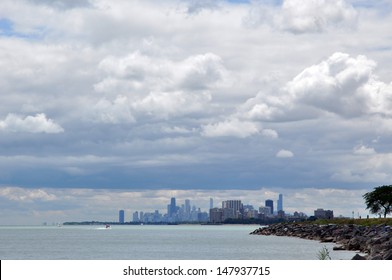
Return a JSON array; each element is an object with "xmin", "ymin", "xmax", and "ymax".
[{"xmin": 0, "ymin": 225, "xmax": 357, "ymax": 260}]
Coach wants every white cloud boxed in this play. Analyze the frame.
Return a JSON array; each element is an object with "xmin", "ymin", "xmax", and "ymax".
[
  {"xmin": 201, "ymin": 118, "xmax": 261, "ymax": 138},
  {"xmin": 95, "ymin": 52, "xmax": 228, "ymax": 95},
  {"xmin": 280, "ymin": 0, "xmax": 358, "ymax": 33},
  {"xmin": 0, "ymin": 113, "xmax": 64, "ymax": 133},
  {"xmin": 243, "ymin": 52, "xmax": 392, "ymax": 121},
  {"xmin": 246, "ymin": 0, "xmax": 358, "ymax": 34},
  {"xmin": 93, "ymin": 52, "xmax": 228, "ymax": 122},
  {"xmin": 133, "ymin": 91, "xmax": 212, "ymax": 120},
  {"xmin": 161, "ymin": 126, "xmax": 196, "ymax": 134},
  {"xmin": 276, "ymin": 149, "xmax": 294, "ymax": 158},
  {"xmin": 353, "ymin": 145, "xmax": 376, "ymax": 155},
  {"xmin": 261, "ymin": 129, "xmax": 279, "ymax": 139},
  {"xmin": 91, "ymin": 95, "xmax": 135, "ymax": 124},
  {"xmin": 179, "ymin": 53, "xmax": 228, "ymax": 91},
  {"xmin": 286, "ymin": 52, "xmax": 392, "ymax": 117},
  {"xmin": 331, "ymin": 151, "xmax": 392, "ymax": 183},
  {"xmin": 0, "ymin": 187, "xmax": 57, "ymax": 202}
]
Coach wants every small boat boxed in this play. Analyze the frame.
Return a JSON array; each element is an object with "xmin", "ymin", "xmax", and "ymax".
[{"xmin": 105, "ymin": 224, "xmax": 111, "ymax": 229}]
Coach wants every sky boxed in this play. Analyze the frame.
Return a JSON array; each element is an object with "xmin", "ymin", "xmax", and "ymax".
[{"xmin": 1, "ymin": 0, "xmax": 392, "ymax": 224}]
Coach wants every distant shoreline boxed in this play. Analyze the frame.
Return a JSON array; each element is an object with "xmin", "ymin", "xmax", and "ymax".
[{"xmin": 61, "ymin": 221, "xmax": 261, "ymax": 226}]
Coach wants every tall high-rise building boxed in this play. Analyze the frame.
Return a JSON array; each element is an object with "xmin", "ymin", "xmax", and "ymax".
[
  {"xmin": 277, "ymin": 194, "xmax": 283, "ymax": 212},
  {"xmin": 168, "ymin": 197, "xmax": 177, "ymax": 218},
  {"xmin": 210, "ymin": 198, "xmax": 213, "ymax": 209},
  {"xmin": 119, "ymin": 210, "xmax": 125, "ymax": 224},
  {"xmin": 132, "ymin": 211, "xmax": 139, "ymax": 222},
  {"xmin": 265, "ymin": 199, "xmax": 274, "ymax": 215},
  {"xmin": 185, "ymin": 199, "xmax": 191, "ymax": 219}
]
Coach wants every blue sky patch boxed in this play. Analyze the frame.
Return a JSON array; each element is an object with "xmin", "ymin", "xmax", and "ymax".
[
  {"xmin": 0, "ymin": 18, "xmax": 14, "ymax": 36},
  {"xmin": 0, "ymin": 18, "xmax": 44, "ymax": 40}
]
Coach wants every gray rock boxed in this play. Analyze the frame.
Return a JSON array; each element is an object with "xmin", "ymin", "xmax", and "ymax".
[
  {"xmin": 351, "ymin": 254, "xmax": 366, "ymax": 260},
  {"xmin": 382, "ymin": 251, "xmax": 392, "ymax": 260},
  {"xmin": 333, "ymin": 246, "xmax": 345, "ymax": 251}
]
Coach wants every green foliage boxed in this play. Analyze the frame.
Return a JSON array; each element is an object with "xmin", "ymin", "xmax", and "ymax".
[
  {"xmin": 317, "ymin": 246, "xmax": 331, "ymax": 260},
  {"xmin": 363, "ymin": 185, "xmax": 392, "ymax": 218}
]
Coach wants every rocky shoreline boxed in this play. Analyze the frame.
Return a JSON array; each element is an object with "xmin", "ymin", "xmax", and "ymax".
[{"xmin": 250, "ymin": 223, "xmax": 392, "ymax": 260}]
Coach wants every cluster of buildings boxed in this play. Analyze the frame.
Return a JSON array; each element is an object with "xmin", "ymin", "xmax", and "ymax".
[
  {"xmin": 117, "ymin": 194, "xmax": 334, "ymax": 224},
  {"xmin": 210, "ymin": 194, "xmax": 293, "ymax": 223},
  {"xmin": 314, "ymin": 208, "xmax": 334, "ymax": 220},
  {"xmin": 119, "ymin": 197, "xmax": 210, "ymax": 224}
]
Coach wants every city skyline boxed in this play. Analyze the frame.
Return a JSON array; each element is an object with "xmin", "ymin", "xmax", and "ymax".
[
  {"xmin": 104, "ymin": 194, "xmax": 339, "ymax": 224},
  {"xmin": 122, "ymin": 195, "xmax": 287, "ymax": 224},
  {"xmin": 0, "ymin": 186, "xmax": 371, "ymax": 225},
  {"xmin": 1, "ymin": 0, "xmax": 391, "ymax": 225}
]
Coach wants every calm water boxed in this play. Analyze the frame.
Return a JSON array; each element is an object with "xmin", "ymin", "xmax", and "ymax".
[{"xmin": 0, "ymin": 225, "xmax": 357, "ymax": 260}]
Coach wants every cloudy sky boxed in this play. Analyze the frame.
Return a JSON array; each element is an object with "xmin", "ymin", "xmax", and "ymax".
[{"xmin": 1, "ymin": 0, "xmax": 392, "ymax": 224}]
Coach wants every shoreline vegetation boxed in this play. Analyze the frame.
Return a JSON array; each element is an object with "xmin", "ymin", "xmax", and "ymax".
[{"xmin": 250, "ymin": 218, "xmax": 392, "ymax": 260}]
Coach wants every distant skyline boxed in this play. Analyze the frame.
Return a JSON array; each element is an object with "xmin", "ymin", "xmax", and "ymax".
[
  {"xmin": 0, "ymin": 187, "xmax": 370, "ymax": 225},
  {"xmin": 1, "ymin": 0, "xmax": 392, "ymax": 224}
]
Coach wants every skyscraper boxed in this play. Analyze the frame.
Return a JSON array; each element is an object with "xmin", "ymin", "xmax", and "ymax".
[
  {"xmin": 185, "ymin": 199, "xmax": 191, "ymax": 220},
  {"xmin": 132, "ymin": 211, "xmax": 139, "ymax": 222},
  {"xmin": 119, "ymin": 210, "xmax": 125, "ymax": 224},
  {"xmin": 168, "ymin": 197, "xmax": 177, "ymax": 218},
  {"xmin": 210, "ymin": 198, "xmax": 213, "ymax": 209},
  {"xmin": 277, "ymin": 194, "xmax": 283, "ymax": 212},
  {"xmin": 265, "ymin": 199, "xmax": 274, "ymax": 215}
]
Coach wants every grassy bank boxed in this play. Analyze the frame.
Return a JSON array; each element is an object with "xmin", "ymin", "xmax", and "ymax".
[{"xmin": 310, "ymin": 218, "xmax": 392, "ymax": 227}]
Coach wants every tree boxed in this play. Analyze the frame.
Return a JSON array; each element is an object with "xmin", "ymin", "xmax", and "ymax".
[{"xmin": 363, "ymin": 185, "xmax": 392, "ymax": 218}]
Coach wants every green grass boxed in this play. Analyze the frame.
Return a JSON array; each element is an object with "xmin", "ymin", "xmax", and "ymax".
[{"xmin": 310, "ymin": 218, "xmax": 392, "ymax": 227}]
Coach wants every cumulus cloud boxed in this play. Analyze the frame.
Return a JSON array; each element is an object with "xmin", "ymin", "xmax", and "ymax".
[
  {"xmin": 91, "ymin": 96, "xmax": 135, "ymax": 124},
  {"xmin": 92, "ymin": 51, "xmax": 229, "ymax": 122},
  {"xmin": 201, "ymin": 118, "xmax": 261, "ymax": 138},
  {"xmin": 261, "ymin": 129, "xmax": 279, "ymax": 139},
  {"xmin": 179, "ymin": 53, "xmax": 228, "ymax": 91},
  {"xmin": 96, "ymin": 52, "xmax": 228, "ymax": 94},
  {"xmin": 0, "ymin": 113, "xmax": 64, "ymax": 133},
  {"xmin": 286, "ymin": 52, "xmax": 392, "ymax": 117},
  {"xmin": 133, "ymin": 91, "xmax": 212, "ymax": 120},
  {"xmin": 353, "ymin": 145, "xmax": 376, "ymax": 155},
  {"xmin": 243, "ymin": 52, "xmax": 392, "ymax": 121},
  {"xmin": 330, "ymin": 147, "xmax": 392, "ymax": 184},
  {"xmin": 276, "ymin": 149, "xmax": 294, "ymax": 158},
  {"xmin": 246, "ymin": 0, "xmax": 358, "ymax": 33}
]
